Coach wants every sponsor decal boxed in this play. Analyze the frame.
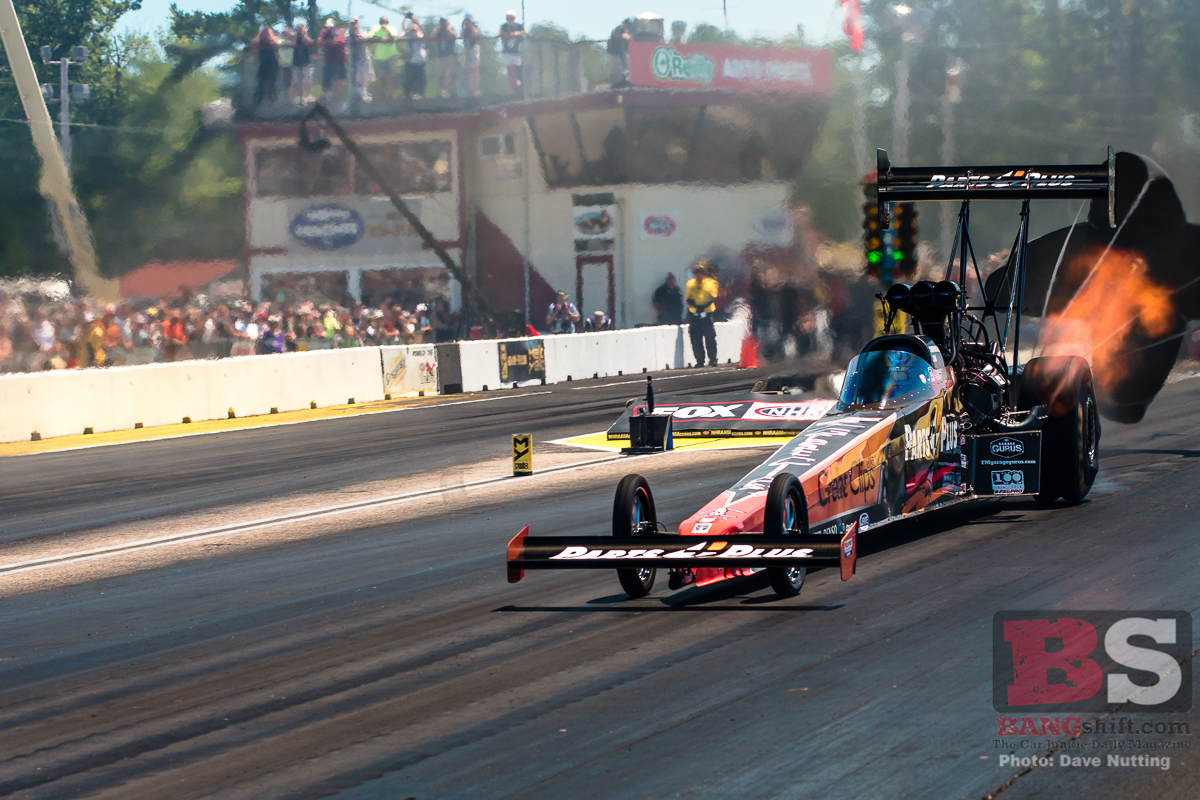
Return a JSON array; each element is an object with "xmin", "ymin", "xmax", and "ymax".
[
  {"xmin": 843, "ymin": 537, "xmax": 854, "ymax": 559},
  {"xmin": 642, "ymin": 214, "xmax": 677, "ymax": 237},
  {"xmin": 991, "ymin": 469, "xmax": 1024, "ymax": 494},
  {"xmin": 290, "ymin": 203, "xmax": 365, "ymax": 250},
  {"xmin": 815, "ymin": 522, "xmax": 843, "ymax": 536},
  {"xmin": 499, "ymin": 339, "xmax": 546, "ymax": 384},
  {"xmin": 726, "ymin": 415, "xmax": 887, "ymax": 501},
  {"xmin": 548, "ymin": 541, "xmax": 816, "ymax": 561},
  {"xmin": 904, "ymin": 415, "xmax": 959, "ymax": 461},
  {"xmin": 692, "ymin": 523, "xmax": 712, "ymax": 533},
  {"xmin": 651, "ymin": 45, "xmax": 715, "ymax": 85},
  {"xmin": 924, "ymin": 171, "xmax": 1082, "ymax": 191},
  {"xmin": 990, "ymin": 437, "xmax": 1025, "ymax": 458},
  {"xmin": 859, "ymin": 512, "xmax": 870, "ymax": 530},
  {"xmin": 993, "ymin": 611, "xmax": 1192, "ymax": 713},
  {"xmin": 655, "ymin": 403, "xmax": 744, "ymax": 419},
  {"xmin": 817, "ymin": 462, "xmax": 878, "ymax": 506},
  {"xmin": 705, "ymin": 507, "xmax": 742, "ymax": 518},
  {"xmin": 743, "ymin": 400, "xmax": 836, "ymax": 421}
]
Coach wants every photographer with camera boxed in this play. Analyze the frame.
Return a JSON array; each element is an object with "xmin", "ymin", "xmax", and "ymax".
[{"xmin": 545, "ymin": 291, "xmax": 581, "ymax": 334}]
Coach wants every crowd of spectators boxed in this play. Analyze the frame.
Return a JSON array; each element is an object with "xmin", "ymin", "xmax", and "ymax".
[
  {"xmin": 0, "ymin": 289, "xmax": 460, "ymax": 374},
  {"xmin": 250, "ymin": 10, "xmax": 520, "ymax": 107}
]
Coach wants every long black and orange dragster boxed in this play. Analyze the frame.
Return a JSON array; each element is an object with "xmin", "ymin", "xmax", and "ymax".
[{"xmin": 508, "ymin": 149, "xmax": 1125, "ymax": 599}]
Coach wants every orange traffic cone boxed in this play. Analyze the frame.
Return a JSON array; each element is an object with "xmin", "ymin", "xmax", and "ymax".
[{"xmin": 739, "ymin": 333, "xmax": 759, "ymax": 369}]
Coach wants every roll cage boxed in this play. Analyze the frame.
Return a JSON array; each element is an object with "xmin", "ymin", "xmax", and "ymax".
[{"xmin": 874, "ymin": 147, "xmax": 1114, "ymax": 424}]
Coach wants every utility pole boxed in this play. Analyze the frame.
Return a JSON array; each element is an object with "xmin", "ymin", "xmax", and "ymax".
[{"xmin": 39, "ymin": 45, "xmax": 88, "ymax": 167}]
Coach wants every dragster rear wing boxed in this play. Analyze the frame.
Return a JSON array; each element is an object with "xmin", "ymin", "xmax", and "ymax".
[
  {"xmin": 876, "ymin": 146, "xmax": 1115, "ymax": 226},
  {"xmin": 506, "ymin": 524, "xmax": 859, "ymax": 584}
]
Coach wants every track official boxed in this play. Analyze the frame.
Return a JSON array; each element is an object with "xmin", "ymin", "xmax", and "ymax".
[{"xmin": 686, "ymin": 262, "xmax": 719, "ymax": 367}]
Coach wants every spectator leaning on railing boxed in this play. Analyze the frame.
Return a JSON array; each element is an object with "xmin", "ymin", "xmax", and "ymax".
[
  {"xmin": 292, "ymin": 23, "xmax": 315, "ymax": 104},
  {"xmin": 461, "ymin": 14, "xmax": 482, "ymax": 96},
  {"xmin": 403, "ymin": 16, "xmax": 428, "ymax": 99},
  {"xmin": 369, "ymin": 17, "xmax": 400, "ymax": 100},
  {"xmin": 499, "ymin": 10, "xmax": 525, "ymax": 95},
  {"xmin": 431, "ymin": 18, "xmax": 458, "ymax": 98},
  {"xmin": 318, "ymin": 19, "xmax": 348, "ymax": 106}
]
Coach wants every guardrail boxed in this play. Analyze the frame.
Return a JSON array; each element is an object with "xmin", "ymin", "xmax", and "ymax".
[{"xmin": 0, "ymin": 321, "xmax": 745, "ymax": 444}]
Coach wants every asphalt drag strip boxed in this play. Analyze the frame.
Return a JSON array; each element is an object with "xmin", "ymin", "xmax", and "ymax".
[{"xmin": 0, "ymin": 369, "xmax": 1198, "ymax": 798}]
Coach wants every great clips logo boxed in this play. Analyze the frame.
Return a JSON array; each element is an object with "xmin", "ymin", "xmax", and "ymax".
[{"xmin": 993, "ymin": 611, "xmax": 1192, "ymax": 713}]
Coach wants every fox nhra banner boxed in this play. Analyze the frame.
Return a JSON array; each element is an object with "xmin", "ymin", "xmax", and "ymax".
[
  {"xmin": 607, "ymin": 395, "xmax": 835, "ymax": 439},
  {"xmin": 627, "ymin": 42, "xmax": 832, "ymax": 95}
]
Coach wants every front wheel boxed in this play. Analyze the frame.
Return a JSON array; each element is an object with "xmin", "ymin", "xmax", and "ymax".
[
  {"xmin": 613, "ymin": 474, "xmax": 657, "ymax": 598},
  {"xmin": 762, "ymin": 473, "xmax": 807, "ymax": 598}
]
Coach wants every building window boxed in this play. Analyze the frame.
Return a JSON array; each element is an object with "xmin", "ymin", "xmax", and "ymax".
[
  {"xmin": 480, "ymin": 132, "xmax": 516, "ymax": 158},
  {"xmin": 255, "ymin": 140, "xmax": 453, "ymax": 197}
]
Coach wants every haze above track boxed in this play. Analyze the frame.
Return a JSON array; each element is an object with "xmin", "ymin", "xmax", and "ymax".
[{"xmin": 1, "ymin": 365, "xmax": 1197, "ymax": 799}]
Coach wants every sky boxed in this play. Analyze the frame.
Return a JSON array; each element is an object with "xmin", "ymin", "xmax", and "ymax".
[{"xmin": 116, "ymin": 0, "xmax": 847, "ymax": 44}]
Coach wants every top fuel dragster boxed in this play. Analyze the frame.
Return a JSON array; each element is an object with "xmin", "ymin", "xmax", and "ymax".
[{"xmin": 508, "ymin": 149, "xmax": 1116, "ymax": 598}]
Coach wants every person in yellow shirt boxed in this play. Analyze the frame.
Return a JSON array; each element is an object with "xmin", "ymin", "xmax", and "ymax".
[{"xmin": 686, "ymin": 261, "xmax": 720, "ymax": 366}]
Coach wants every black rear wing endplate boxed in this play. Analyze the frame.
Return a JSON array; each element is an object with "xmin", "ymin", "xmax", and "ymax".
[{"xmin": 506, "ymin": 524, "xmax": 859, "ymax": 584}]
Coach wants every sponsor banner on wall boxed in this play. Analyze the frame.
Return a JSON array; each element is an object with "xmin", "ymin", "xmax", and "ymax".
[
  {"xmin": 498, "ymin": 338, "xmax": 546, "ymax": 385},
  {"xmin": 639, "ymin": 211, "xmax": 682, "ymax": 240},
  {"xmin": 288, "ymin": 198, "xmax": 424, "ymax": 255},
  {"xmin": 628, "ymin": 42, "xmax": 833, "ymax": 95},
  {"xmin": 381, "ymin": 344, "xmax": 438, "ymax": 396},
  {"xmin": 607, "ymin": 395, "xmax": 836, "ymax": 439}
]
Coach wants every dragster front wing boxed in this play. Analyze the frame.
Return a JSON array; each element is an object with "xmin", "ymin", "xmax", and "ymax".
[{"xmin": 506, "ymin": 524, "xmax": 859, "ymax": 584}]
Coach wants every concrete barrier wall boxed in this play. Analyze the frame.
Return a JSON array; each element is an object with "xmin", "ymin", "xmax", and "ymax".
[
  {"xmin": 0, "ymin": 320, "xmax": 747, "ymax": 444},
  {"xmin": 0, "ymin": 347, "xmax": 389, "ymax": 443}
]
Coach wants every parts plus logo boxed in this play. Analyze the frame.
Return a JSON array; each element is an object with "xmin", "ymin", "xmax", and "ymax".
[
  {"xmin": 991, "ymin": 469, "xmax": 1024, "ymax": 494},
  {"xmin": 993, "ymin": 611, "xmax": 1192, "ymax": 714},
  {"xmin": 990, "ymin": 436, "xmax": 1024, "ymax": 458}
]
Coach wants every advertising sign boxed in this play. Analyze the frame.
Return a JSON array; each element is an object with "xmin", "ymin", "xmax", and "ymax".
[
  {"xmin": 639, "ymin": 211, "xmax": 681, "ymax": 240},
  {"xmin": 381, "ymin": 344, "xmax": 438, "ymax": 396},
  {"xmin": 628, "ymin": 42, "xmax": 833, "ymax": 95},
  {"xmin": 607, "ymin": 395, "xmax": 836, "ymax": 439},
  {"xmin": 288, "ymin": 198, "xmax": 423, "ymax": 255},
  {"xmin": 498, "ymin": 338, "xmax": 546, "ymax": 385}
]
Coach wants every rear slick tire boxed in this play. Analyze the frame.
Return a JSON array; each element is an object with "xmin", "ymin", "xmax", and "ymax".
[
  {"xmin": 762, "ymin": 473, "xmax": 807, "ymax": 598},
  {"xmin": 1019, "ymin": 356, "xmax": 1101, "ymax": 504},
  {"xmin": 613, "ymin": 474, "xmax": 657, "ymax": 598}
]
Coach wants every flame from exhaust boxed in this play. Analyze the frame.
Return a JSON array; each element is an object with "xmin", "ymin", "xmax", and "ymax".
[{"xmin": 1037, "ymin": 246, "xmax": 1174, "ymax": 391}]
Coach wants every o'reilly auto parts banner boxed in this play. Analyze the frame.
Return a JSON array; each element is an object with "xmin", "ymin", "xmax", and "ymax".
[
  {"xmin": 627, "ymin": 42, "xmax": 832, "ymax": 95},
  {"xmin": 607, "ymin": 395, "xmax": 836, "ymax": 439}
]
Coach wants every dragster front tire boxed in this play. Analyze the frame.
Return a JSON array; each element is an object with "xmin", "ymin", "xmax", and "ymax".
[
  {"xmin": 763, "ymin": 473, "xmax": 807, "ymax": 598},
  {"xmin": 613, "ymin": 474, "xmax": 657, "ymax": 598}
]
